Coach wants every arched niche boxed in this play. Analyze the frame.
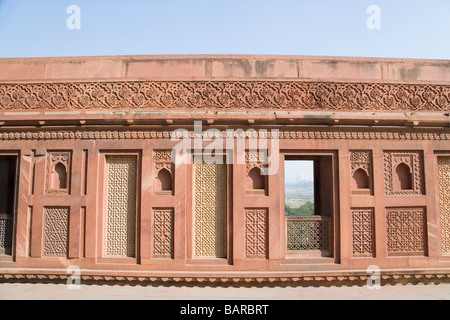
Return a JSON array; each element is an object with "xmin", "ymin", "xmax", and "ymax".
[
  {"xmin": 52, "ymin": 162, "xmax": 67, "ymax": 189},
  {"xmin": 352, "ymin": 168, "xmax": 369, "ymax": 189},
  {"xmin": 156, "ymin": 168, "xmax": 173, "ymax": 192},
  {"xmin": 395, "ymin": 162, "xmax": 412, "ymax": 190},
  {"xmin": 247, "ymin": 167, "xmax": 266, "ymax": 190}
]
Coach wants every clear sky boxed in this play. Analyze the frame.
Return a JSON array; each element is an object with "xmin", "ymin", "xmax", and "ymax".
[{"xmin": 0, "ymin": 0, "xmax": 449, "ymax": 59}]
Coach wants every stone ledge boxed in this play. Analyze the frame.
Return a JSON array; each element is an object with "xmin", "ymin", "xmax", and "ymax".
[{"xmin": 1, "ymin": 269, "xmax": 449, "ymax": 287}]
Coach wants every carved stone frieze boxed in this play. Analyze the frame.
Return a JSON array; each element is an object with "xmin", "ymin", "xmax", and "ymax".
[{"xmin": 0, "ymin": 81, "xmax": 448, "ymax": 111}]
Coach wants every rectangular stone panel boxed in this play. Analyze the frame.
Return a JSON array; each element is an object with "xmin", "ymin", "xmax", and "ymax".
[
  {"xmin": 193, "ymin": 159, "xmax": 227, "ymax": 258},
  {"xmin": 152, "ymin": 208, "xmax": 174, "ymax": 259},
  {"xmin": 43, "ymin": 207, "xmax": 69, "ymax": 256},
  {"xmin": 352, "ymin": 208, "xmax": 375, "ymax": 257},
  {"xmin": 438, "ymin": 157, "xmax": 450, "ymax": 255},
  {"xmin": 386, "ymin": 207, "xmax": 427, "ymax": 256},
  {"xmin": 245, "ymin": 208, "xmax": 268, "ymax": 259},
  {"xmin": 105, "ymin": 156, "xmax": 137, "ymax": 257},
  {"xmin": 383, "ymin": 151, "xmax": 424, "ymax": 195}
]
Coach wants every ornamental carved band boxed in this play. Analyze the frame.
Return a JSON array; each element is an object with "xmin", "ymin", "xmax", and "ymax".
[
  {"xmin": 352, "ymin": 208, "xmax": 375, "ymax": 257},
  {"xmin": 386, "ymin": 207, "xmax": 427, "ymax": 256},
  {"xmin": 193, "ymin": 159, "xmax": 227, "ymax": 258},
  {"xmin": 105, "ymin": 156, "xmax": 137, "ymax": 257},
  {"xmin": 0, "ymin": 129, "xmax": 448, "ymax": 141},
  {"xmin": 43, "ymin": 207, "xmax": 69, "ymax": 256},
  {"xmin": 245, "ymin": 209, "xmax": 268, "ymax": 259},
  {"xmin": 438, "ymin": 157, "xmax": 450, "ymax": 255},
  {"xmin": 0, "ymin": 81, "xmax": 448, "ymax": 111},
  {"xmin": 286, "ymin": 217, "xmax": 330, "ymax": 252},
  {"xmin": 152, "ymin": 208, "xmax": 174, "ymax": 259}
]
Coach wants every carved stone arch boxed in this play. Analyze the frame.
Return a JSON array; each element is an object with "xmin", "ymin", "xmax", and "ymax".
[
  {"xmin": 395, "ymin": 162, "xmax": 412, "ymax": 190},
  {"xmin": 46, "ymin": 151, "xmax": 71, "ymax": 194},
  {"xmin": 52, "ymin": 161, "xmax": 68, "ymax": 189},
  {"xmin": 352, "ymin": 167, "xmax": 369, "ymax": 189},
  {"xmin": 246, "ymin": 166, "xmax": 265, "ymax": 190},
  {"xmin": 156, "ymin": 168, "xmax": 173, "ymax": 192}
]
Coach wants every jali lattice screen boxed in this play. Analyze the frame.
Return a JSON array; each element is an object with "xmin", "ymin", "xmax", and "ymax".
[
  {"xmin": 105, "ymin": 156, "xmax": 137, "ymax": 257},
  {"xmin": 438, "ymin": 157, "xmax": 450, "ymax": 255},
  {"xmin": 245, "ymin": 208, "xmax": 268, "ymax": 259},
  {"xmin": 286, "ymin": 217, "xmax": 330, "ymax": 253},
  {"xmin": 43, "ymin": 207, "xmax": 69, "ymax": 256},
  {"xmin": 386, "ymin": 207, "xmax": 427, "ymax": 256},
  {"xmin": 193, "ymin": 159, "xmax": 227, "ymax": 258}
]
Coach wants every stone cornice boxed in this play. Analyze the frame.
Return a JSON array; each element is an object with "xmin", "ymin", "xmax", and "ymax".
[{"xmin": 0, "ymin": 80, "xmax": 449, "ymax": 112}]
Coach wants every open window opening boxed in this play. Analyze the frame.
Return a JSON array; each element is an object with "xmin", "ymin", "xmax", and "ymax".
[
  {"xmin": 284, "ymin": 155, "xmax": 334, "ymax": 257},
  {"xmin": 0, "ymin": 156, "xmax": 17, "ymax": 255}
]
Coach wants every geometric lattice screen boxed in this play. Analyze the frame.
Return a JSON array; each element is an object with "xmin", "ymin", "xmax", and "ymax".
[
  {"xmin": 286, "ymin": 217, "xmax": 331, "ymax": 254},
  {"xmin": 245, "ymin": 208, "xmax": 268, "ymax": 259},
  {"xmin": 438, "ymin": 157, "xmax": 450, "ymax": 255},
  {"xmin": 105, "ymin": 156, "xmax": 137, "ymax": 257},
  {"xmin": 386, "ymin": 207, "xmax": 427, "ymax": 256},
  {"xmin": 43, "ymin": 207, "xmax": 69, "ymax": 256},
  {"xmin": 352, "ymin": 208, "xmax": 375, "ymax": 257},
  {"xmin": 193, "ymin": 159, "xmax": 227, "ymax": 258},
  {"xmin": 152, "ymin": 208, "xmax": 174, "ymax": 259},
  {"xmin": 0, "ymin": 217, "xmax": 13, "ymax": 251}
]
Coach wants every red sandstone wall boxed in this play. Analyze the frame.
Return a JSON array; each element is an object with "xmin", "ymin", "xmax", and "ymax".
[
  {"xmin": 0, "ymin": 55, "xmax": 449, "ymax": 284},
  {"xmin": 0, "ymin": 55, "xmax": 449, "ymax": 82}
]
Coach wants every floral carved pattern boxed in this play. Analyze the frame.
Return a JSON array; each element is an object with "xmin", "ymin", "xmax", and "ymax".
[{"xmin": 0, "ymin": 81, "xmax": 448, "ymax": 111}]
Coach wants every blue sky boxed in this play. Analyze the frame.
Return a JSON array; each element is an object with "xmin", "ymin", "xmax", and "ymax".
[{"xmin": 0, "ymin": 0, "xmax": 449, "ymax": 59}]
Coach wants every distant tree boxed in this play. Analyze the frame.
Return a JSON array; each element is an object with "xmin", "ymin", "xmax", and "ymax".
[{"xmin": 285, "ymin": 201, "xmax": 314, "ymax": 216}]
